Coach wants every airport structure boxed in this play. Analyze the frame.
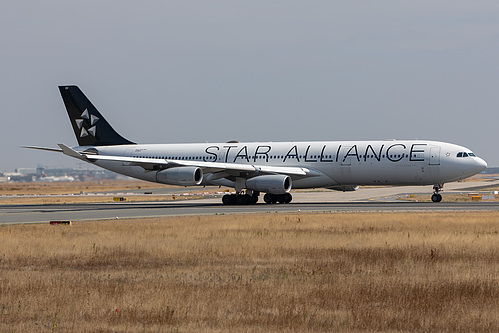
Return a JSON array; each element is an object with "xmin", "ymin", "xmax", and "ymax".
[{"xmin": 0, "ymin": 166, "xmax": 124, "ymax": 183}]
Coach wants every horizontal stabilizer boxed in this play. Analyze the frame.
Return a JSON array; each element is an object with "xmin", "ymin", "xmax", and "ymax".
[{"xmin": 21, "ymin": 146, "xmax": 63, "ymax": 153}]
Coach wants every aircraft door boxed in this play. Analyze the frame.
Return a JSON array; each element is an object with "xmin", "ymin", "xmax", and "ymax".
[{"xmin": 429, "ymin": 147, "xmax": 440, "ymax": 165}]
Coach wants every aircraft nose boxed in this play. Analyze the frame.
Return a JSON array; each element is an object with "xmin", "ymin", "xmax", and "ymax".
[{"xmin": 475, "ymin": 157, "xmax": 487, "ymax": 172}]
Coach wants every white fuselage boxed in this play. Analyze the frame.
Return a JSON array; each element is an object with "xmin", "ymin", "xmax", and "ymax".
[{"xmin": 77, "ymin": 140, "xmax": 487, "ymax": 189}]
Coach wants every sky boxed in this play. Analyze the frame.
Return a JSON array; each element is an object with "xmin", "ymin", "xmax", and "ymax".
[{"xmin": 1, "ymin": 1, "xmax": 499, "ymax": 171}]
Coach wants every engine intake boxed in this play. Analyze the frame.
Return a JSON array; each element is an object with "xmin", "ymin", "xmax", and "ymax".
[
  {"xmin": 156, "ymin": 167, "xmax": 203, "ymax": 186},
  {"xmin": 246, "ymin": 175, "xmax": 292, "ymax": 195}
]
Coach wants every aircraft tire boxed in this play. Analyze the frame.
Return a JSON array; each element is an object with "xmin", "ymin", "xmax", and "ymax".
[
  {"xmin": 277, "ymin": 194, "xmax": 286, "ymax": 204},
  {"xmin": 431, "ymin": 193, "xmax": 442, "ymax": 202},
  {"xmin": 222, "ymin": 194, "xmax": 234, "ymax": 205},
  {"xmin": 264, "ymin": 193, "xmax": 291, "ymax": 204},
  {"xmin": 222, "ymin": 194, "xmax": 259, "ymax": 205},
  {"xmin": 236, "ymin": 195, "xmax": 247, "ymax": 205}
]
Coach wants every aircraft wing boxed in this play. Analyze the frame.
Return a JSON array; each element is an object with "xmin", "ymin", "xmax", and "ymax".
[{"xmin": 56, "ymin": 144, "xmax": 312, "ymax": 176}]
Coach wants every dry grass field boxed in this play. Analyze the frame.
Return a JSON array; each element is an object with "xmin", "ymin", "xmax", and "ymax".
[
  {"xmin": 0, "ymin": 194, "xmax": 215, "ymax": 205},
  {"xmin": 1, "ymin": 212, "xmax": 498, "ymax": 332},
  {"xmin": 0, "ymin": 180, "xmax": 165, "ymax": 196},
  {"xmin": 0, "ymin": 180, "xmax": 224, "ymax": 205}
]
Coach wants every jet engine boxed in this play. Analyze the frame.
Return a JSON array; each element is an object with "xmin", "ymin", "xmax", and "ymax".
[
  {"xmin": 328, "ymin": 185, "xmax": 359, "ymax": 192},
  {"xmin": 246, "ymin": 175, "xmax": 292, "ymax": 194},
  {"xmin": 156, "ymin": 167, "xmax": 203, "ymax": 186}
]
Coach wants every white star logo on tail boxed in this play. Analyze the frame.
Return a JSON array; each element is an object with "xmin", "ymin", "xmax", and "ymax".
[
  {"xmin": 75, "ymin": 109, "xmax": 99, "ymax": 138},
  {"xmin": 75, "ymin": 119, "xmax": 84, "ymax": 129},
  {"xmin": 88, "ymin": 126, "xmax": 96, "ymax": 136},
  {"xmin": 80, "ymin": 127, "xmax": 89, "ymax": 137},
  {"xmin": 81, "ymin": 109, "xmax": 89, "ymax": 119}
]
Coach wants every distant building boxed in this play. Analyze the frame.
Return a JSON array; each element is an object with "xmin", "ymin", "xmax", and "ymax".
[
  {"xmin": 1, "ymin": 166, "xmax": 130, "ymax": 182},
  {"xmin": 3, "ymin": 172, "xmax": 33, "ymax": 182}
]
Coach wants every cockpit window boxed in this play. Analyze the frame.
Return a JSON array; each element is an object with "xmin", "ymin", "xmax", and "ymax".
[{"xmin": 457, "ymin": 151, "xmax": 477, "ymax": 158}]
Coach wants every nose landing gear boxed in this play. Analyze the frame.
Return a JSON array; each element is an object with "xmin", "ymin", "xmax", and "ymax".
[{"xmin": 431, "ymin": 183, "xmax": 443, "ymax": 202}]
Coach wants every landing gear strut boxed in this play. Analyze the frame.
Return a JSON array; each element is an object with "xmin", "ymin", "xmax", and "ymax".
[
  {"xmin": 263, "ymin": 193, "xmax": 292, "ymax": 204},
  {"xmin": 431, "ymin": 183, "xmax": 443, "ymax": 202}
]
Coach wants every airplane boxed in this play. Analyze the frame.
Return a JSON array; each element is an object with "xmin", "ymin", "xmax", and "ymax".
[{"xmin": 25, "ymin": 85, "xmax": 487, "ymax": 205}]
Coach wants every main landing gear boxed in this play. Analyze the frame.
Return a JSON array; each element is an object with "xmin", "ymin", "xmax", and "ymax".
[
  {"xmin": 431, "ymin": 183, "xmax": 443, "ymax": 202},
  {"xmin": 221, "ymin": 192, "xmax": 293, "ymax": 205},
  {"xmin": 222, "ymin": 192, "xmax": 259, "ymax": 205},
  {"xmin": 263, "ymin": 193, "xmax": 292, "ymax": 204}
]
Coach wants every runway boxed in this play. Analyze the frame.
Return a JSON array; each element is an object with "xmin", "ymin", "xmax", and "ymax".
[
  {"xmin": 1, "ymin": 180, "xmax": 498, "ymax": 224},
  {"xmin": 1, "ymin": 200, "xmax": 498, "ymax": 225}
]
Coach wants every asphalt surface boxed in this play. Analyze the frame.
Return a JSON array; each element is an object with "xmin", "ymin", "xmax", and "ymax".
[
  {"xmin": 1, "ymin": 200, "xmax": 498, "ymax": 225},
  {"xmin": 1, "ymin": 180, "xmax": 498, "ymax": 225}
]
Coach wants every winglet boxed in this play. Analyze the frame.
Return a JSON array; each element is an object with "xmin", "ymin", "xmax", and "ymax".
[{"xmin": 57, "ymin": 143, "xmax": 87, "ymax": 160}]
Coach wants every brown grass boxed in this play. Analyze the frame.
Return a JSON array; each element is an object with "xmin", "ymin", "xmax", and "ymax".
[
  {"xmin": 1, "ymin": 212, "xmax": 498, "ymax": 332},
  {"xmin": 0, "ymin": 194, "xmax": 216, "ymax": 205},
  {"xmin": 0, "ymin": 180, "xmax": 168, "ymax": 195},
  {"xmin": 0, "ymin": 180, "xmax": 225, "ymax": 205}
]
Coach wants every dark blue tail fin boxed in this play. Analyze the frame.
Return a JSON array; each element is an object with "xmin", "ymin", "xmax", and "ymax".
[{"xmin": 59, "ymin": 85, "xmax": 135, "ymax": 146}]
